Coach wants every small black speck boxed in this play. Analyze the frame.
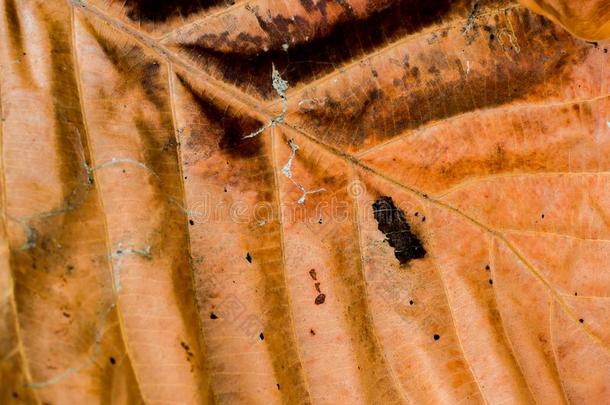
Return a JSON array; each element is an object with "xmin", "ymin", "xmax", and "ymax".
[
  {"xmin": 604, "ymin": 48, "xmax": 608, "ymax": 53},
  {"xmin": 62, "ymin": 312, "xmax": 70, "ymax": 318},
  {"xmin": 485, "ymin": 265, "xmax": 490, "ymax": 271},
  {"xmin": 310, "ymin": 329, "xmax": 316, "ymax": 335},
  {"xmin": 246, "ymin": 252, "xmax": 252, "ymax": 263},
  {"xmin": 489, "ymin": 33, "xmax": 495, "ymax": 40},
  {"xmin": 122, "ymin": 169, "xmax": 126, "ymax": 173},
  {"xmin": 414, "ymin": 212, "xmax": 419, "ymax": 217},
  {"xmin": 421, "ymin": 216, "xmax": 426, "ymax": 222},
  {"xmin": 409, "ymin": 300, "xmax": 414, "ymax": 305},
  {"xmin": 574, "ymin": 292, "xmax": 578, "ymax": 296},
  {"xmin": 276, "ymin": 383, "xmax": 281, "ymax": 390},
  {"xmin": 109, "ymin": 357, "xmax": 116, "ymax": 365},
  {"xmin": 541, "ymin": 214, "xmax": 545, "ymax": 219},
  {"xmin": 12, "ymin": 392, "xmax": 19, "ymax": 399},
  {"xmin": 210, "ymin": 312, "xmax": 218, "ymax": 320},
  {"xmin": 189, "ymin": 219, "xmax": 194, "ymax": 226},
  {"xmin": 184, "ymin": 176, "xmax": 188, "ymax": 180},
  {"xmin": 116, "ymin": 250, "xmax": 123, "ymax": 255},
  {"xmin": 224, "ymin": 186, "xmax": 228, "ymax": 192},
  {"xmin": 433, "ymin": 334, "xmax": 440, "ymax": 341},
  {"xmin": 489, "ymin": 279, "xmax": 493, "ymax": 285},
  {"xmin": 579, "ymin": 318, "xmax": 584, "ymax": 323},
  {"xmin": 318, "ymin": 218, "xmax": 323, "ymax": 224},
  {"xmin": 259, "ymin": 332, "xmax": 264, "ymax": 340}
]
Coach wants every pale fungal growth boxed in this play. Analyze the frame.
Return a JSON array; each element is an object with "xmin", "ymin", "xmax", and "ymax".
[
  {"xmin": 281, "ymin": 139, "xmax": 325, "ymax": 204},
  {"xmin": 243, "ymin": 64, "xmax": 288, "ymax": 139}
]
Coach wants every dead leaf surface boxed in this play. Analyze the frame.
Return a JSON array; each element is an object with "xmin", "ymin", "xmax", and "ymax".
[{"xmin": 1, "ymin": 0, "xmax": 609, "ymax": 403}]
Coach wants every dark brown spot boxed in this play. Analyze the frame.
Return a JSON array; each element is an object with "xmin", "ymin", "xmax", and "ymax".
[
  {"xmin": 315, "ymin": 293, "xmax": 326, "ymax": 305},
  {"xmin": 372, "ymin": 196, "xmax": 426, "ymax": 264}
]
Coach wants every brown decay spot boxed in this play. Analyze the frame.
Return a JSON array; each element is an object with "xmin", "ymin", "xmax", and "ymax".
[
  {"xmin": 315, "ymin": 293, "xmax": 326, "ymax": 305},
  {"xmin": 299, "ymin": 11, "xmax": 591, "ymax": 148},
  {"xmin": 177, "ymin": 75, "xmax": 263, "ymax": 159},
  {"xmin": 180, "ymin": 0, "xmax": 468, "ymax": 98},
  {"xmin": 310, "ymin": 329, "xmax": 316, "ymax": 335},
  {"xmin": 314, "ymin": 282, "xmax": 321, "ymax": 293},
  {"xmin": 372, "ymin": 196, "xmax": 426, "ymax": 264},
  {"xmin": 181, "ymin": 341, "xmax": 195, "ymax": 358},
  {"xmin": 309, "ymin": 268, "xmax": 317, "ymax": 280}
]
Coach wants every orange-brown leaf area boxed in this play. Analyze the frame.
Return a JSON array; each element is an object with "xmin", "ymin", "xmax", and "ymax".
[{"xmin": 0, "ymin": 0, "xmax": 609, "ymax": 403}]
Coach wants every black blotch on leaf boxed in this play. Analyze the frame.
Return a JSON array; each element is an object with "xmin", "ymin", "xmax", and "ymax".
[
  {"xmin": 310, "ymin": 329, "xmax": 316, "ymax": 335},
  {"xmin": 433, "ymin": 334, "xmax": 440, "ymax": 341},
  {"xmin": 109, "ymin": 357, "xmax": 116, "ymax": 365},
  {"xmin": 372, "ymin": 196, "xmax": 426, "ymax": 264},
  {"xmin": 246, "ymin": 252, "xmax": 252, "ymax": 263},
  {"xmin": 121, "ymin": 0, "xmax": 222, "ymax": 23},
  {"xmin": 189, "ymin": 219, "xmax": 195, "ymax": 225},
  {"xmin": 259, "ymin": 332, "xmax": 264, "ymax": 340},
  {"xmin": 579, "ymin": 318, "xmax": 584, "ymax": 323},
  {"xmin": 210, "ymin": 312, "xmax": 218, "ymax": 319},
  {"xmin": 315, "ymin": 293, "xmax": 326, "ymax": 305}
]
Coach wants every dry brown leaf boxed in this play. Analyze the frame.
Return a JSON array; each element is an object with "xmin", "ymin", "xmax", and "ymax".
[{"xmin": 1, "ymin": 0, "xmax": 609, "ymax": 404}]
